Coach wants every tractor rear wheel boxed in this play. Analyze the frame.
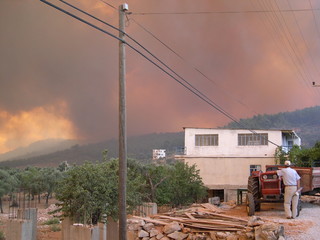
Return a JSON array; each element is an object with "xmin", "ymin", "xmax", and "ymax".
[
  {"xmin": 246, "ymin": 192, "xmax": 255, "ymax": 216},
  {"xmin": 248, "ymin": 176, "xmax": 261, "ymax": 211}
]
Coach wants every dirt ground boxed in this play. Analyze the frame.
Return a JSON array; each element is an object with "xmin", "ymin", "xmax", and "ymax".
[
  {"xmin": 226, "ymin": 201, "xmax": 320, "ymax": 240},
  {"xmin": 1, "ymin": 198, "xmax": 320, "ymax": 240}
]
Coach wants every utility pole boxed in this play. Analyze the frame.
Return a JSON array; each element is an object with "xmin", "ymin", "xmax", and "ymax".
[{"xmin": 119, "ymin": 3, "xmax": 128, "ymax": 240}]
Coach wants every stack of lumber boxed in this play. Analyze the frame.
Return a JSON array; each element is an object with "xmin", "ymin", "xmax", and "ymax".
[{"xmin": 131, "ymin": 203, "xmax": 250, "ymax": 233}]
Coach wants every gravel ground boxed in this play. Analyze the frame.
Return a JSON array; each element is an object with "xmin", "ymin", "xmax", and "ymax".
[{"xmin": 253, "ymin": 202, "xmax": 320, "ymax": 240}]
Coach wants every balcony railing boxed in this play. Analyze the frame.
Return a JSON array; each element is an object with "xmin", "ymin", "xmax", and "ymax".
[{"xmin": 282, "ymin": 145, "xmax": 294, "ymax": 153}]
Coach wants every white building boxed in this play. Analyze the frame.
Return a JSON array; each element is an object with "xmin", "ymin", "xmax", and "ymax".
[
  {"xmin": 153, "ymin": 149, "xmax": 166, "ymax": 160},
  {"xmin": 175, "ymin": 128, "xmax": 301, "ymax": 201}
]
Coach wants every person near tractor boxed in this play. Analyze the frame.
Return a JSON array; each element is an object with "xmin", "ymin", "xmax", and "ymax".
[{"xmin": 277, "ymin": 160, "xmax": 301, "ymax": 219}]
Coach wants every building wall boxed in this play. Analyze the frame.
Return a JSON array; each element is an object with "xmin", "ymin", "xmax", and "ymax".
[
  {"xmin": 184, "ymin": 157, "xmax": 275, "ymax": 188},
  {"xmin": 181, "ymin": 128, "xmax": 285, "ymax": 201},
  {"xmin": 184, "ymin": 128, "xmax": 282, "ymax": 158}
]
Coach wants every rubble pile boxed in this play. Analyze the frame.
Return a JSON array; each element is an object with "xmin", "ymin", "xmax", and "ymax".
[
  {"xmin": 128, "ymin": 203, "xmax": 285, "ymax": 240},
  {"xmin": 301, "ymin": 195, "xmax": 320, "ymax": 205}
]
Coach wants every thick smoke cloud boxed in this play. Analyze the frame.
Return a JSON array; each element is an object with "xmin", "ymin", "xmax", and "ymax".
[{"xmin": 0, "ymin": 0, "xmax": 319, "ymax": 152}]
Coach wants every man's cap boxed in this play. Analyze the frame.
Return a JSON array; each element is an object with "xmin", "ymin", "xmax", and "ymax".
[{"xmin": 284, "ymin": 160, "xmax": 291, "ymax": 166}]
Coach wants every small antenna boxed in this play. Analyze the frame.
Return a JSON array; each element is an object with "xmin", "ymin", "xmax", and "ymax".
[{"xmin": 312, "ymin": 82, "xmax": 320, "ymax": 87}]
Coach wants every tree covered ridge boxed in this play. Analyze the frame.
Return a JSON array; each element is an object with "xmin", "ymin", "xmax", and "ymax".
[
  {"xmin": 223, "ymin": 105, "xmax": 320, "ymax": 147},
  {"xmin": 0, "ymin": 132, "xmax": 184, "ymax": 168},
  {"xmin": 1, "ymin": 106, "xmax": 319, "ymax": 168}
]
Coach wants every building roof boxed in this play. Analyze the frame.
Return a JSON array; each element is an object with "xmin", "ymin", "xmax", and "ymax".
[{"xmin": 182, "ymin": 127, "xmax": 297, "ymax": 133}]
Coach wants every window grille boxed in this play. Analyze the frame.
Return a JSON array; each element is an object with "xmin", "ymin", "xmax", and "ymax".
[
  {"xmin": 195, "ymin": 134, "xmax": 219, "ymax": 146},
  {"xmin": 238, "ymin": 133, "xmax": 268, "ymax": 146}
]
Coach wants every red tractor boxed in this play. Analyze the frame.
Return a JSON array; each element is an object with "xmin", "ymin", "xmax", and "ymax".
[{"xmin": 246, "ymin": 165, "xmax": 320, "ymax": 216}]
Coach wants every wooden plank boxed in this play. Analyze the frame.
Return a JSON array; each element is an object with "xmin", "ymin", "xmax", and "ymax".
[
  {"xmin": 185, "ymin": 212, "xmax": 196, "ymax": 220},
  {"xmin": 200, "ymin": 211, "xmax": 247, "ymax": 223},
  {"xmin": 182, "ymin": 219, "xmax": 245, "ymax": 228},
  {"xmin": 155, "ymin": 214, "xmax": 246, "ymax": 228},
  {"xmin": 183, "ymin": 222, "xmax": 243, "ymax": 232},
  {"xmin": 131, "ymin": 216, "xmax": 168, "ymax": 225},
  {"xmin": 201, "ymin": 203, "xmax": 224, "ymax": 213}
]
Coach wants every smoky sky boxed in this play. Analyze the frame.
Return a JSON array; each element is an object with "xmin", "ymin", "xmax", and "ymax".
[{"xmin": 1, "ymin": 0, "xmax": 320, "ymax": 147}]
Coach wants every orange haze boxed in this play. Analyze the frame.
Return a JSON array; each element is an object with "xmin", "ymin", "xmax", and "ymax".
[
  {"xmin": 0, "ymin": 101, "xmax": 77, "ymax": 153},
  {"xmin": 0, "ymin": 0, "xmax": 320, "ymax": 152}
]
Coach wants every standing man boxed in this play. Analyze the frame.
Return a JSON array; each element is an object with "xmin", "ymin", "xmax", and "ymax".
[{"xmin": 277, "ymin": 160, "xmax": 301, "ymax": 219}]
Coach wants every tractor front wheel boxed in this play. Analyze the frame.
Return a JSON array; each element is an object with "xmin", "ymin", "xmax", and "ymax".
[{"xmin": 246, "ymin": 192, "xmax": 255, "ymax": 216}]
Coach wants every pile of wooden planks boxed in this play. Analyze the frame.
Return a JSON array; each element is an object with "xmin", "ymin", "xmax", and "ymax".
[{"xmin": 133, "ymin": 203, "xmax": 250, "ymax": 232}]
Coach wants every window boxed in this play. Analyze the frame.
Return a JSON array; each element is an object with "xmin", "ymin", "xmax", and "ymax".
[
  {"xmin": 238, "ymin": 133, "xmax": 268, "ymax": 146},
  {"xmin": 195, "ymin": 134, "xmax": 219, "ymax": 146},
  {"xmin": 208, "ymin": 189, "xmax": 224, "ymax": 202},
  {"xmin": 250, "ymin": 165, "xmax": 261, "ymax": 174}
]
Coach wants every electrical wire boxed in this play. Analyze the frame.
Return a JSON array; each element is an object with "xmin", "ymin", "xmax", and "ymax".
[
  {"xmin": 39, "ymin": 0, "xmax": 280, "ymax": 147},
  {"xmin": 99, "ymin": 0, "xmax": 116, "ymax": 10},
  {"xmin": 286, "ymin": 0, "xmax": 320, "ymax": 98},
  {"xmin": 256, "ymin": 0, "xmax": 316, "ymax": 98},
  {"xmin": 131, "ymin": 8, "xmax": 320, "ymax": 15},
  {"xmin": 130, "ymin": 18, "xmax": 259, "ymax": 116},
  {"xmin": 54, "ymin": 0, "xmax": 233, "ymax": 120},
  {"xmin": 308, "ymin": 0, "xmax": 320, "ymax": 39},
  {"xmin": 53, "ymin": 0, "xmax": 240, "ymax": 124}
]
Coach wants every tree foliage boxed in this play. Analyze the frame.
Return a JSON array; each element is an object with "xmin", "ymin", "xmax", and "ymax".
[
  {"xmin": 224, "ymin": 106, "xmax": 320, "ymax": 148},
  {"xmin": 1, "ymin": 158, "xmax": 207, "ymax": 224},
  {"xmin": 55, "ymin": 160, "xmax": 146, "ymax": 224},
  {"xmin": 275, "ymin": 142, "xmax": 320, "ymax": 167},
  {"xmin": 0, "ymin": 169, "xmax": 18, "ymax": 213},
  {"xmin": 143, "ymin": 162, "xmax": 207, "ymax": 207}
]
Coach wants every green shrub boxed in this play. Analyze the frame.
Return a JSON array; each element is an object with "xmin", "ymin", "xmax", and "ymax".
[
  {"xmin": 43, "ymin": 218, "xmax": 60, "ymax": 225},
  {"xmin": 50, "ymin": 225, "xmax": 61, "ymax": 232},
  {"xmin": 0, "ymin": 231, "xmax": 5, "ymax": 240}
]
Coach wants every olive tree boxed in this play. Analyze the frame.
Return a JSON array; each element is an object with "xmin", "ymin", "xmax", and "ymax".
[
  {"xmin": 144, "ymin": 162, "xmax": 207, "ymax": 207},
  {"xmin": 55, "ymin": 159, "xmax": 146, "ymax": 224},
  {"xmin": 0, "ymin": 169, "xmax": 18, "ymax": 213}
]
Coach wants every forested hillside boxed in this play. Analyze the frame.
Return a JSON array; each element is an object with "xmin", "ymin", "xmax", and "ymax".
[
  {"xmin": 224, "ymin": 106, "xmax": 320, "ymax": 147},
  {"xmin": 0, "ymin": 132, "xmax": 184, "ymax": 168},
  {"xmin": 0, "ymin": 106, "xmax": 319, "ymax": 168}
]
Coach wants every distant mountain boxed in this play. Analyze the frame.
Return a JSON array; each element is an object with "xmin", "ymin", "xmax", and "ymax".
[
  {"xmin": 0, "ymin": 132, "xmax": 184, "ymax": 168},
  {"xmin": 0, "ymin": 139, "xmax": 79, "ymax": 162},
  {"xmin": 223, "ymin": 106, "xmax": 320, "ymax": 148},
  {"xmin": 1, "ymin": 106, "xmax": 319, "ymax": 168}
]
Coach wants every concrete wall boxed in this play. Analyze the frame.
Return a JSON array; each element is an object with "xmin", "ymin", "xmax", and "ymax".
[
  {"xmin": 6, "ymin": 208, "xmax": 37, "ymax": 240},
  {"xmin": 6, "ymin": 219, "xmax": 33, "ymax": 240},
  {"xmin": 62, "ymin": 217, "xmax": 119, "ymax": 240},
  {"xmin": 184, "ymin": 128, "xmax": 283, "ymax": 158},
  {"xmin": 184, "ymin": 157, "xmax": 275, "ymax": 187},
  {"xmin": 181, "ymin": 128, "xmax": 285, "ymax": 201},
  {"xmin": 134, "ymin": 202, "xmax": 157, "ymax": 217}
]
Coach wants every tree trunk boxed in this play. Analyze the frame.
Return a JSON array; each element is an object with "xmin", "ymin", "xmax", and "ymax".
[
  {"xmin": 46, "ymin": 192, "xmax": 50, "ymax": 204},
  {"xmin": 0, "ymin": 198, "xmax": 3, "ymax": 214}
]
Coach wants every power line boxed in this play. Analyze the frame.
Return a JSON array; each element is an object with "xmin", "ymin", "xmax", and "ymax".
[
  {"xmin": 131, "ymin": 8, "xmax": 320, "ymax": 16},
  {"xmin": 40, "ymin": 0, "xmax": 124, "ymax": 42},
  {"xmin": 276, "ymin": 0, "xmax": 320, "ymax": 98},
  {"xmin": 99, "ymin": 0, "xmax": 116, "ymax": 10},
  {"xmin": 286, "ymin": 0, "xmax": 320, "ymax": 97},
  {"xmin": 129, "ymin": 17, "xmax": 260, "ymax": 115},
  {"xmin": 51, "ymin": 0, "xmax": 239, "ymax": 123},
  {"xmin": 256, "ymin": 0, "xmax": 316, "ymax": 98},
  {"xmin": 39, "ymin": 0, "xmax": 280, "ymax": 147}
]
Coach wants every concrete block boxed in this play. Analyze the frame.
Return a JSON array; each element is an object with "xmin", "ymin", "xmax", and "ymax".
[
  {"xmin": 107, "ymin": 217, "xmax": 119, "ymax": 240},
  {"xmin": 91, "ymin": 226, "xmax": 100, "ymax": 240},
  {"xmin": 62, "ymin": 217, "xmax": 73, "ymax": 240}
]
